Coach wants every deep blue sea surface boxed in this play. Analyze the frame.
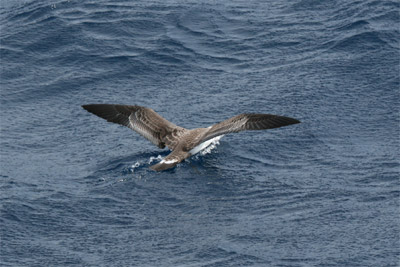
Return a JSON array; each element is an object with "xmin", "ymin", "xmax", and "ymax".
[{"xmin": 1, "ymin": 0, "xmax": 399, "ymax": 266}]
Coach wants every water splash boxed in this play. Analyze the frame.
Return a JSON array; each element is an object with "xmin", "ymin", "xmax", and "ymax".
[
  {"xmin": 126, "ymin": 155, "xmax": 164, "ymax": 173},
  {"xmin": 127, "ymin": 161, "xmax": 141, "ymax": 173},
  {"xmin": 148, "ymin": 155, "xmax": 163, "ymax": 164}
]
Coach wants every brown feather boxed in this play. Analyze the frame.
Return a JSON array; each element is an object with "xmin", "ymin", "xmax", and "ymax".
[
  {"xmin": 82, "ymin": 104, "xmax": 187, "ymax": 149},
  {"xmin": 195, "ymin": 113, "xmax": 300, "ymax": 147}
]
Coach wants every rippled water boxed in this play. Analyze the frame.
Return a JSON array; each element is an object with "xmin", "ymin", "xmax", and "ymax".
[{"xmin": 1, "ymin": 0, "xmax": 399, "ymax": 266}]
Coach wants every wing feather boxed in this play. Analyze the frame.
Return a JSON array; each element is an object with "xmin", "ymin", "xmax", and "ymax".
[
  {"xmin": 197, "ymin": 113, "xmax": 300, "ymax": 145},
  {"xmin": 82, "ymin": 104, "xmax": 186, "ymax": 149}
]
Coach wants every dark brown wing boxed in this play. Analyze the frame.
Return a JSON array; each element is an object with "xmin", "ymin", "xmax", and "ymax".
[
  {"xmin": 82, "ymin": 104, "xmax": 187, "ymax": 149},
  {"xmin": 196, "ymin": 113, "xmax": 300, "ymax": 146}
]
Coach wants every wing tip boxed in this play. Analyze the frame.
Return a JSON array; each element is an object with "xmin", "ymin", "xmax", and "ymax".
[
  {"xmin": 290, "ymin": 118, "xmax": 301, "ymax": 124},
  {"xmin": 81, "ymin": 104, "xmax": 100, "ymax": 113},
  {"xmin": 277, "ymin": 116, "xmax": 301, "ymax": 128}
]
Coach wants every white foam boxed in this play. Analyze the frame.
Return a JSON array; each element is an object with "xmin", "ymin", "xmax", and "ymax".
[
  {"xmin": 128, "ymin": 161, "xmax": 141, "ymax": 173},
  {"xmin": 148, "ymin": 155, "xmax": 163, "ymax": 164},
  {"xmin": 131, "ymin": 162, "xmax": 140, "ymax": 168}
]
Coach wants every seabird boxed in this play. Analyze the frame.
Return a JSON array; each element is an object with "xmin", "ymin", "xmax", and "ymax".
[{"xmin": 82, "ymin": 104, "xmax": 300, "ymax": 171}]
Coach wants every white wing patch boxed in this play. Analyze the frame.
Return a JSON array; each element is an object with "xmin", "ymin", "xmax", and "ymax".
[{"xmin": 160, "ymin": 158, "xmax": 178, "ymax": 164}]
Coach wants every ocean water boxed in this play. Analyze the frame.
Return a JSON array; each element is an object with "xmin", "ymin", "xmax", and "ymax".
[{"xmin": 1, "ymin": 0, "xmax": 399, "ymax": 266}]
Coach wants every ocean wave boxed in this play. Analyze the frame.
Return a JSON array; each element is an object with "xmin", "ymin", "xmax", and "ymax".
[{"xmin": 326, "ymin": 31, "xmax": 390, "ymax": 52}]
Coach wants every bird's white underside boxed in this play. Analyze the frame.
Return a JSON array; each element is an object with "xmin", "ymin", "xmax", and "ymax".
[{"xmin": 188, "ymin": 135, "xmax": 223, "ymax": 155}]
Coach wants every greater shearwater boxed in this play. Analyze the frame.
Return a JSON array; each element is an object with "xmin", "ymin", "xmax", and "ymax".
[{"xmin": 82, "ymin": 104, "xmax": 300, "ymax": 171}]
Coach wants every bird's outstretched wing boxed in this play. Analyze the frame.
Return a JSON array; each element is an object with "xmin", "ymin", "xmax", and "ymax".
[
  {"xmin": 82, "ymin": 104, "xmax": 186, "ymax": 149},
  {"xmin": 196, "ymin": 113, "xmax": 300, "ymax": 146}
]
